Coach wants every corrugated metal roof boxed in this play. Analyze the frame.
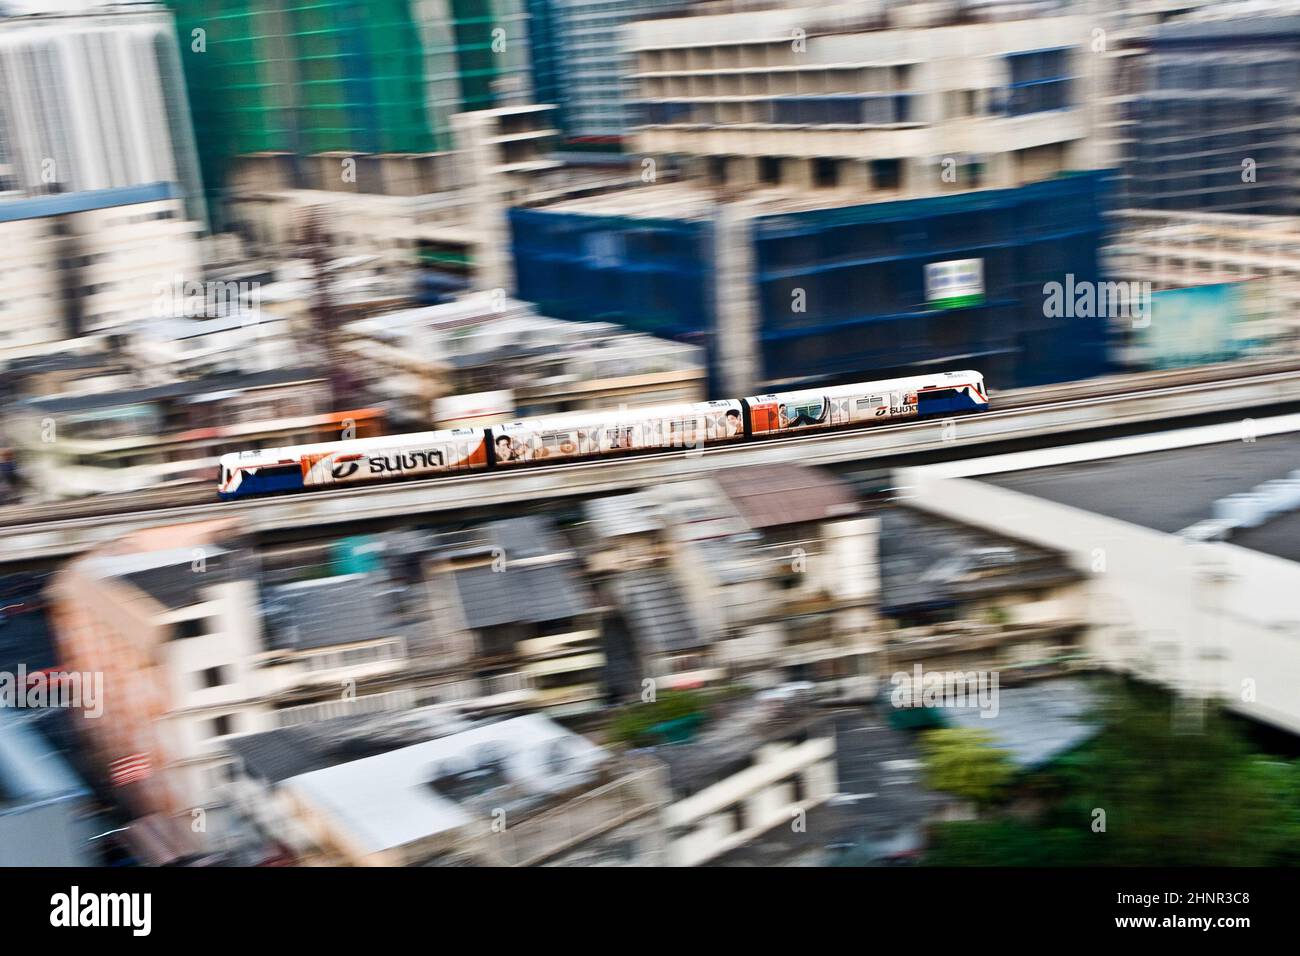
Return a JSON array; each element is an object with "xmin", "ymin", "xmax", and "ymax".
[
  {"xmin": 613, "ymin": 568, "xmax": 705, "ymax": 654},
  {"xmin": 713, "ymin": 464, "xmax": 860, "ymax": 530},
  {"xmin": 452, "ymin": 561, "xmax": 593, "ymax": 629},
  {"xmin": 584, "ymin": 493, "xmax": 664, "ymax": 538},
  {"xmin": 265, "ymin": 573, "xmax": 401, "ymax": 651}
]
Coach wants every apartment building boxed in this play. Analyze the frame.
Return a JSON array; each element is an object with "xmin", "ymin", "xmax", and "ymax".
[
  {"xmin": 627, "ymin": 1, "xmax": 1103, "ymax": 193},
  {"xmin": 0, "ymin": 4, "xmax": 205, "ymax": 223},
  {"xmin": 422, "ymin": 516, "xmax": 608, "ymax": 718},
  {"xmin": 46, "ymin": 522, "xmax": 430, "ymax": 846},
  {"xmin": 582, "ymin": 463, "xmax": 880, "ymax": 698},
  {"xmin": 0, "ymin": 184, "xmax": 203, "ymax": 355}
]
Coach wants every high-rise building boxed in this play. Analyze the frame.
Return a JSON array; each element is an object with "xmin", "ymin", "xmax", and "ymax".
[
  {"xmin": 0, "ymin": 5, "xmax": 206, "ymax": 225},
  {"xmin": 542, "ymin": 0, "xmax": 690, "ymax": 145},
  {"xmin": 1114, "ymin": 12, "xmax": 1300, "ymax": 215},
  {"xmin": 165, "ymin": 0, "xmax": 534, "ymax": 220}
]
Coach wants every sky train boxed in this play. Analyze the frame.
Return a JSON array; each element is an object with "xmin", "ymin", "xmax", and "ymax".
[{"xmin": 217, "ymin": 370, "xmax": 988, "ymax": 500}]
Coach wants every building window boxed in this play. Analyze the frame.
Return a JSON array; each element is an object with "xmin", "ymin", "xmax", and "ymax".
[
  {"xmin": 759, "ymin": 156, "xmax": 781, "ymax": 185},
  {"xmin": 871, "ymin": 159, "xmax": 901, "ymax": 190},
  {"xmin": 813, "ymin": 158, "xmax": 840, "ymax": 189},
  {"xmin": 173, "ymin": 619, "xmax": 206, "ymax": 640},
  {"xmin": 210, "ymin": 714, "xmax": 234, "ymax": 738},
  {"xmin": 200, "ymin": 666, "xmax": 228, "ymax": 689}
]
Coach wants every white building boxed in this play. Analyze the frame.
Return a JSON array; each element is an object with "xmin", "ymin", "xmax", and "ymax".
[
  {"xmin": 0, "ymin": 3, "xmax": 205, "ymax": 224},
  {"xmin": 0, "ymin": 183, "xmax": 203, "ymax": 355},
  {"xmin": 626, "ymin": 0, "xmax": 1105, "ymax": 195}
]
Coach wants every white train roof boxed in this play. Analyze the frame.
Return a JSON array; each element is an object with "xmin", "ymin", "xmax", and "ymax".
[{"xmin": 746, "ymin": 369, "xmax": 984, "ymax": 403}]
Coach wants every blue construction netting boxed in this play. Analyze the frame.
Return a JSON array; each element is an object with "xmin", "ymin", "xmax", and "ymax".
[
  {"xmin": 511, "ymin": 170, "xmax": 1114, "ymax": 395},
  {"xmin": 751, "ymin": 170, "xmax": 1114, "ymax": 389},
  {"xmin": 510, "ymin": 207, "xmax": 715, "ymax": 341}
]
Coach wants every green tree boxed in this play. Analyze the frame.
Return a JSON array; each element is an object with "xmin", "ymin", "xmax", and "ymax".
[
  {"xmin": 1046, "ymin": 681, "xmax": 1295, "ymax": 866},
  {"xmin": 609, "ymin": 689, "xmax": 706, "ymax": 747},
  {"xmin": 920, "ymin": 727, "xmax": 1016, "ymax": 807}
]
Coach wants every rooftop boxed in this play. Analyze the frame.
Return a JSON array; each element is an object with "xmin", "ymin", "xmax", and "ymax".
[
  {"xmin": 980, "ymin": 431, "xmax": 1300, "ymax": 563},
  {"xmin": 228, "ymin": 708, "xmax": 476, "ymax": 785},
  {"xmin": 612, "ymin": 568, "xmax": 705, "ymax": 655},
  {"xmin": 264, "ymin": 573, "xmax": 403, "ymax": 652},
  {"xmin": 280, "ymin": 714, "xmax": 607, "ymax": 856},
  {"xmin": 714, "ymin": 464, "xmax": 860, "ymax": 530},
  {"xmin": 651, "ymin": 695, "xmax": 831, "ymax": 798},
  {"xmin": 0, "ymin": 181, "xmax": 176, "ymax": 223},
  {"xmin": 583, "ymin": 492, "xmax": 665, "ymax": 539},
  {"xmin": 943, "ymin": 677, "xmax": 1100, "ymax": 769},
  {"xmin": 878, "ymin": 506, "xmax": 1081, "ymax": 614},
  {"xmin": 79, "ymin": 545, "xmax": 243, "ymax": 611},
  {"xmin": 21, "ymin": 367, "xmax": 326, "ymax": 415}
]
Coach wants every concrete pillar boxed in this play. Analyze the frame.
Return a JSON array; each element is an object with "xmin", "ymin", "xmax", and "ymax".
[
  {"xmin": 728, "ymin": 156, "xmax": 760, "ymax": 188},
  {"xmin": 713, "ymin": 202, "xmax": 762, "ymax": 397},
  {"xmin": 841, "ymin": 160, "xmax": 871, "ymax": 194},
  {"xmin": 783, "ymin": 158, "xmax": 815, "ymax": 191}
]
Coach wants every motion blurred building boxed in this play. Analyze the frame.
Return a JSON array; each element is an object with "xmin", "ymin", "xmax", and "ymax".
[
  {"xmin": 511, "ymin": 2, "xmax": 1113, "ymax": 394},
  {"xmin": 1114, "ymin": 9, "xmax": 1300, "ymax": 215},
  {"xmin": 583, "ymin": 464, "xmax": 881, "ymax": 698},
  {"xmin": 1104, "ymin": 208, "xmax": 1297, "ymax": 367},
  {"xmin": 342, "ymin": 291, "xmax": 706, "ymax": 430},
  {"xmin": 230, "ymin": 712, "xmax": 668, "ymax": 866},
  {"xmin": 530, "ymin": 0, "xmax": 690, "ymax": 146},
  {"xmin": 898, "ymin": 417, "xmax": 1300, "ymax": 736},
  {"xmin": 0, "ymin": 184, "xmax": 203, "ymax": 356},
  {"xmin": 0, "ymin": 4, "xmax": 205, "ymax": 223},
  {"xmin": 8, "ymin": 367, "xmax": 382, "ymax": 499},
  {"xmin": 45, "ymin": 521, "xmax": 441, "ymax": 846},
  {"xmin": 166, "ymin": 0, "xmax": 533, "ymax": 227},
  {"xmin": 422, "ymin": 515, "xmax": 608, "ymax": 718}
]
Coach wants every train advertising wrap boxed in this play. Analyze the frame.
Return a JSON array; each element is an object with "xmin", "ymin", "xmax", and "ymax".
[
  {"xmin": 747, "ymin": 385, "xmax": 921, "ymax": 436},
  {"xmin": 492, "ymin": 401, "xmax": 744, "ymax": 466},
  {"xmin": 302, "ymin": 430, "xmax": 488, "ymax": 487},
  {"xmin": 219, "ymin": 372, "xmax": 986, "ymax": 500}
]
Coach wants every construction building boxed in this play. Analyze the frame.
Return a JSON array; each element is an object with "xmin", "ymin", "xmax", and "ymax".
[
  {"xmin": 511, "ymin": 2, "xmax": 1113, "ymax": 395},
  {"xmin": 165, "ymin": 0, "xmax": 534, "ymax": 223}
]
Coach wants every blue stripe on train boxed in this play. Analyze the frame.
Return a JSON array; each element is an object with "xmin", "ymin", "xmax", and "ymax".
[
  {"xmin": 219, "ymin": 467, "xmax": 305, "ymax": 500},
  {"xmin": 917, "ymin": 390, "xmax": 987, "ymax": 416}
]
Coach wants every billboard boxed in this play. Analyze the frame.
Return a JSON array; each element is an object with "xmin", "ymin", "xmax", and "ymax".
[
  {"xmin": 925, "ymin": 258, "xmax": 985, "ymax": 310},
  {"xmin": 1135, "ymin": 281, "xmax": 1254, "ymax": 369}
]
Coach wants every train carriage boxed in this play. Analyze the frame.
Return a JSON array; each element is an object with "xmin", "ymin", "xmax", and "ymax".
[
  {"xmin": 490, "ymin": 399, "xmax": 745, "ymax": 466},
  {"xmin": 746, "ymin": 370, "xmax": 987, "ymax": 437},
  {"xmin": 218, "ymin": 428, "xmax": 489, "ymax": 500}
]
